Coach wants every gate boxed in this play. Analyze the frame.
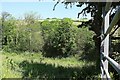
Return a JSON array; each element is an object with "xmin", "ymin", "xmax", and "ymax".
[{"xmin": 100, "ymin": 2, "xmax": 120, "ymax": 79}]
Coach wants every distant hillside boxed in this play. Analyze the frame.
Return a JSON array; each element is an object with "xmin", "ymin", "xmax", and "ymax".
[{"xmin": 38, "ymin": 18, "xmax": 89, "ymax": 26}]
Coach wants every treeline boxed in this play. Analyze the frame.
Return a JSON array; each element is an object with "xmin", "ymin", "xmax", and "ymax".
[{"xmin": 0, "ymin": 12, "xmax": 95, "ymax": 57}]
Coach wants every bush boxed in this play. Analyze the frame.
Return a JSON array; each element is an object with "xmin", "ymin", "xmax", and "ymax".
[
  {"xmin": 75, "ymin": 27, "xmax": 95, "ymax": 56},
  {"xmin": 2, "ymin": 15, "xmax": 95, "ymax": 58},
  {"xmin": 43, "ymin": 18, "xmax": 94, "ymax": 57},
  {"xmin": 2, "ymin": 18, "xmax": 44, "ymax": 52}
]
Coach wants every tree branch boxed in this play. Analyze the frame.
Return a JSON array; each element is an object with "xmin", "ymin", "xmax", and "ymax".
[
  {"xmin": 77, "ymin": 4, "xmax": 91, "ymax": 18},
  {"xmin": 53, "ymin": 0, "xmax": 60, "ymax": 11}
]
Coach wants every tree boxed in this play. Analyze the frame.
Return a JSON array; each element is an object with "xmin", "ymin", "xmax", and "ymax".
[
  {"xmin": 1, "ymin": 12, "xmax": 44, "ymax": 52},
  {"xmin": 24, "ymin": 12, "xmax": 40, "ymax": 25},
  {"xmin": 1, "ymin": 12, "xmax": 15, "ymax": 50},
  {"xmin": 52, "ymin": 1, "xmax": 120, "ymax": 78},
  {"xmin": 15, "ymin": 12, "xmax": 43, "ymax": 52},
  {"xmin": 1, "ymin": 12, "xmax": 11, "ymax": 48},
  {"xmin": 41, "ymin": 18, "xmax": 94, "ymax": 57},
  {"xmin": 52, "ymin": 0, "xmax": 120, "ymax": 52}
]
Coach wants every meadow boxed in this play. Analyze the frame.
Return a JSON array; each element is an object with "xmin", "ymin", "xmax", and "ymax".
[
  {"xmin": 1, "ymin": 51, "xmax": 100, "ymax": 79},
  {"xmin": 1, "ymin": 13, "xmax": 118, "ymax": 79}
]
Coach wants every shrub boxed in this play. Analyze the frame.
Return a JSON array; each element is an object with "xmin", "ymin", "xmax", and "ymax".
[{"xmin": 43, "ymin": 18, "xmax": 94, "ymax": 57}]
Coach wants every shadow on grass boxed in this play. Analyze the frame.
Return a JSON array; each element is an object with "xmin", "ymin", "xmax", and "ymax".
[
  {"xmin": 78, "ymin": 42, "xmax": 100, "ymax": 74},
  {"xmin": 79, "ymin": 43, "xmax": 99, "ymax": 62},
  {"xmin": 19, "ymin": 60, "xmax": 99, "ymax": 79}
]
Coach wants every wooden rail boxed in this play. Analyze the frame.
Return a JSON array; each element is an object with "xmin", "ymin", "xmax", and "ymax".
[
  {"xmin": 103, "ymin": 7, "xmax": 120, "ymax": 40},
  {"xmin": 102, "ymin": 52, "xmax": 120, "ymax": 74},
  {"xmin": 100, "ymin": 2, "xmax": 120, "ymax": 79}
]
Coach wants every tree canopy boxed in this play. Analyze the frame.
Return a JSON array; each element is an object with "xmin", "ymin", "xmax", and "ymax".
[{"xmin": 52, "ymin": 1, "xmax": 120, "ymax": 54}]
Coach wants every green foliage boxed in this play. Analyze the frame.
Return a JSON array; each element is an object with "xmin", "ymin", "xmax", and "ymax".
[
  {"xmin": 42, "ymin": 18, "xmax": 94, "ymax": 57},
  {"xmin": 2, "ymin": 14, "xmax": 95, "ymax": 57},
  {"xmin": 76, "ymin": 27, "xmax": 94, "ymax": 52},
  {"xmin": 1, "ymin": 52, "xmax": 100, "ymax": 79},
  {"xmin": 2, "ymin": 12, "xmax": 44, "ymax": 52},
  {"xmin": 43, "ymin": 18, "xmax": 77, "ymax": 57},
  {"xmin": 1, "ymin": 14, "xmax": 100, "ymax": 79},
  {"xmin": 111, "ymin": 29, "xmax": 120, "ymax": 64},
  {"xmin": 2, "ymin": 17, "xmax": 17, "ymax": 52},
  {"xmin": 41, "ymin": 19, "xmax": 60, "ymax": 41}
]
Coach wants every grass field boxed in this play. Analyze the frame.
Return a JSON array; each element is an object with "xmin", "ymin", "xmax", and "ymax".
[{"xmin": 0, "ymin": 51, "xmax": 100, "ymax": 79}]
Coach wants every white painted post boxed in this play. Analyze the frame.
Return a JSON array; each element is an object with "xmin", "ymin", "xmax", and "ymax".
[
  {"xmin": 103, "ymin": 8, "xmax": 110, "ymax": 79},
  {"xmin": 101, "ymin": 7, "xmax": 111, "ymax": 79}
]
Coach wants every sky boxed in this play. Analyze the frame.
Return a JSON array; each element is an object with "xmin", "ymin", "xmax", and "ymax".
[{"xmin": 1, "ymin": 0, "xmax": 91, "ymax": 19}]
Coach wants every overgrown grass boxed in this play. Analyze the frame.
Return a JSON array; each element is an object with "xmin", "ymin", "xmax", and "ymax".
[{"xmin": 1, "ymin": 51, "xmax": 100, "ymax": 79}]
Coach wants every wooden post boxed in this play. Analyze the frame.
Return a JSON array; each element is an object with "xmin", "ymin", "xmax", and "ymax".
[
  {"xmin": 103, "ymin": 7, "xmax": 110, "ymax": 78},
  {"xmin": 103, "ymin": 7, "xmax": 120, "ymax": 39},
  {"xmin": 101, "ymin": 7, "xmax": 111, "ymax": 79}
]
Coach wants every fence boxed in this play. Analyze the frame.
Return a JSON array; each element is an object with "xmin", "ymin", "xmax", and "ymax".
[{"xmin": 100, "ymin": 2, "xmax": 120, "ymax": 80}]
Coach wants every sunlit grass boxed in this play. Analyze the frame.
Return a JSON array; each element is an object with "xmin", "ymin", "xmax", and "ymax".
[{"xmin": 1, "ymin": 51, "xmax": 99, "ymax": 79}]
